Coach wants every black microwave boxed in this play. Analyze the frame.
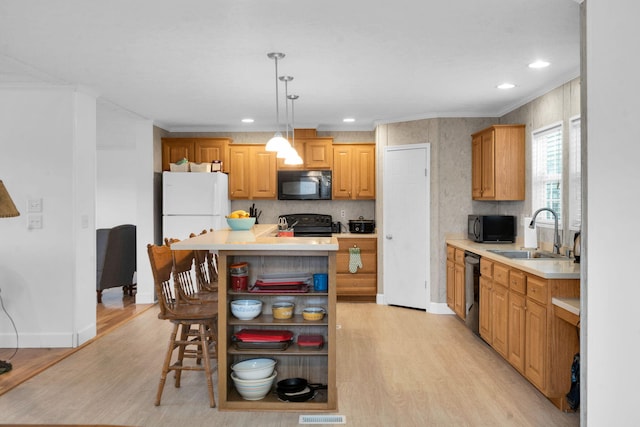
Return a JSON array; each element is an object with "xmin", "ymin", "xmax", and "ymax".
[
  {"xmin": 468, "ymin": 215, "xmax": 516, "ymax": 243},
  {"xmin": 277, "ymin": 170, "xmax": 332, "ymax": 200}
]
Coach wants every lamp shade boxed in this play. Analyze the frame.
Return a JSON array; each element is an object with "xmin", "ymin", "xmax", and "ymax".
[
  {"xmin": 266, "ymin": 132, "xmax": 291, "ymax": 153},
  {"xmin": 0, "ymin": 180, "xmax": 20, "ymax": 218},
  {"xmin": 283, "ymin": 147, "xmax": 303, "ymax": 165}
]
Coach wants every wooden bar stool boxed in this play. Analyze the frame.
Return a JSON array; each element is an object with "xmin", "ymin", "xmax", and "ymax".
[
  {"xmin": 147, "ymin": 243, "xmax": 218, "ymax": 408},
  {"xmin": 166, "ymin": 237, "xmax": 218, "ymax": 304},
  {"xmin": 191, "ymin": 230, "xmax": 219, "ymax": 294}
]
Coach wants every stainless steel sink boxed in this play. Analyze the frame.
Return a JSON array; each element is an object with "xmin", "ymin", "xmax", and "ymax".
[{"xmin": 487, "ymin": 249, "xmax": 565, "ymax": 260}]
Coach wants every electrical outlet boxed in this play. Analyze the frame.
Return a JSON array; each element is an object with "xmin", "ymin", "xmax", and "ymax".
[{"xmin": 340, "ymin": 210, "xmax": 346, "ymax": 218}]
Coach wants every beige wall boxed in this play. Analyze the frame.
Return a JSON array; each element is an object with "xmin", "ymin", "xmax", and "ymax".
[
  {"xmin": 374, "ymin": 77, "xmax": 580, "ymax": 306},
  {"xmin": 499, "ymin": 78, "xmax": 581, "ymax": 249},
  {"xmin": 376, "ymin": 117, "xmax": 494, "ymax": 304}
]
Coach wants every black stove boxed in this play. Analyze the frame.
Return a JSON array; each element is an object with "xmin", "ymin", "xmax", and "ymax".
[{"xmin": 278, "ymin": 213, "xmax": 333, "ymax": 237}]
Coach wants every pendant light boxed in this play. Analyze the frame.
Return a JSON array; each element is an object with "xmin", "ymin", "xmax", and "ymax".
[
  {"xmin": 265, "ymin": 52, "xmax": 292, "ymax": 152},
  {"xmin": 276, "ymin": 75, "xmax": 294, "ymax": 159},
  {"xmin": 284, "ymin": 94, "xmax": 303, "ymax": 165}
]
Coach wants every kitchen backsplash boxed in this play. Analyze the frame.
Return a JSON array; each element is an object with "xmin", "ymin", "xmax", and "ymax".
[{"xmin": 230, "ymin": 199, "xmax": 375, "ymax": 232}]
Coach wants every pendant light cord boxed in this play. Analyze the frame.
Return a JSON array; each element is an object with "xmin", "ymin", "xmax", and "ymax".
[
  {"xmin": 273, "ymin": 55, "xmax": 281, "ymax": 133},
  {"xmin": 0, "ymin": 289, "xmax": 18, "ymax": 373},
  {"xmin": 290, "ymin": 95, "xmax": 298, "ymax": 146}
]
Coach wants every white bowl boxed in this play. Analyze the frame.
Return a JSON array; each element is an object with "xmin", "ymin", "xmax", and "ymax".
[
  {"xmin": 231, "ymin": 358, "xmax": 277, "ymax": 380},
  {"xmin": 231, "ymin": 370, "xmax": 277, "ymax": 400},
  {"xmin": 230, "ymin": 299, "xmax": 263, "ymax": 320}
]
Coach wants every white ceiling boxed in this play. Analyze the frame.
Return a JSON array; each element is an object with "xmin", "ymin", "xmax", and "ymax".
[{"xmin": 0, "ymin": 0, "xmax": 580, "ymax": 132}]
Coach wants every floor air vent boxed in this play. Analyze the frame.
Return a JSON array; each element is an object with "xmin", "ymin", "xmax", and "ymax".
[{"xmin": 299, "ymin": 414, "xmax": 346, "ymax": 424}]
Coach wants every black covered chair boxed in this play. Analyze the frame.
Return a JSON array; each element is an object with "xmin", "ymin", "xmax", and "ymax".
[{"xmin": 96, "ymin": 224, "xmax": 137, "ymax": 303}]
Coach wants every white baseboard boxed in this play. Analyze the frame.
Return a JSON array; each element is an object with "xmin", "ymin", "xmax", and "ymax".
[
  {"xmin": 76, "ymin": 322, "xmax": 97, "ymax": 346},
  {"xmin": 427, "ymin": 302, "xmax": 455, "ymax": 315},
  {"xmin": 135, "ymin": 290, "xmax": 156, "ymax": 304},
  {"xmin": 0, "ymin": 332, "xmax": 74, "ymax": 348},
  {"xmin": 376, "ymin": 294, "xmax": 455, "ymax": 315}
]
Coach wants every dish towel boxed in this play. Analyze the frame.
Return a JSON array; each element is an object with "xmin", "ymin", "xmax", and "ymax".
[{"xmin": 349, "ymin": 247, "xmax": 363, "ymax": 273}]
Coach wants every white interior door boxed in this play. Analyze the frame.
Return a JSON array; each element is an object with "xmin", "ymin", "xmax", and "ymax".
[{"xmin": 383, "ymin": 144, "xmax": 430, "ymax": 309}]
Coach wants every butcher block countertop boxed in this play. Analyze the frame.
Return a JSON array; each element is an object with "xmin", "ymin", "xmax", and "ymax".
[{"xmin": 446, "ymin": 239, "xmax": 580, "ymax": 279}]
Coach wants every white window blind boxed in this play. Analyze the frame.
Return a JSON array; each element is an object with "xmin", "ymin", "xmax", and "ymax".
[
  {"xmin": 568, "ymin": 117, "xmax": 581, "ymax": 230},
  {"xmin": 531, "ymin": 123, "xmax": 563, "ymax": 226}
]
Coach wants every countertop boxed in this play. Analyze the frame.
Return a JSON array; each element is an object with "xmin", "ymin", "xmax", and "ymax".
[
  {"xmin": 334, "ymin": 232, "xmax": 377, "ymax": 238},
  {"xmin": 446, "ymin": 239, "xmax": 580, "ymax": 279},
  {"xmin": 170, "ymin": 224, "xmax": 339, "ymax": 251},
  {"xmin": 552, "ymin": 297, "xmax": 580, "ymax": 316}
]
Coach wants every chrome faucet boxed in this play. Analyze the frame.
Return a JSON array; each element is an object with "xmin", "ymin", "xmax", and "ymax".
[{"xmin": 529, "ymin": 208, "xmax": 561, "ymax": 254}]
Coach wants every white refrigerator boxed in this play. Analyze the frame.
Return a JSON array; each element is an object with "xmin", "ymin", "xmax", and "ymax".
[{"xmin": 162, "ymin": 171, "xmax": 231, "ymax": 240}]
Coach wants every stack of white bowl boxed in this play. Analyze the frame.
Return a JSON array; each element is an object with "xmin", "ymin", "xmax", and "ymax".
[
  {"xmin": 230, "ymin": 299, "xmax": 263, "ymax": 320},
  {"xmin": 230, "ymin": 358, "xmax": 277, "ymax": 400}
]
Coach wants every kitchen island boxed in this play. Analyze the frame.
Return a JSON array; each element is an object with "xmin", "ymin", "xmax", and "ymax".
[{"xmin": 170, "ymin": 224, "xmax": 339, "ymax": 411}]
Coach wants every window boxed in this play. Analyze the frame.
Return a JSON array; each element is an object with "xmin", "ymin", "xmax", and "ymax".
[
  {"xmin": 568, "ymin": 116, "xmax": 581, "ymax": 230},
  {"xmin": 531, "ymin": 123, "xmax": 563, "ymax": 226}
]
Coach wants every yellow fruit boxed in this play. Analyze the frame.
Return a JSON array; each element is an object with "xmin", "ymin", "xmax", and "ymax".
[{"xmin": 229, "ymin": 213, "xmax": 240, "ymax": 219}]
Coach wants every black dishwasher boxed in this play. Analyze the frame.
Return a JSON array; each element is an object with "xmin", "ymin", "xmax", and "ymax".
[{"xmin": 464, "ymin": 251, "xmax": 480, "ymax": 335}]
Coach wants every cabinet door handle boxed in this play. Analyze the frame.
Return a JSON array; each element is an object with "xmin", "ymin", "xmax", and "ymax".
[{"xmin": 386, "ymin": 234, "xmax": 393, "ymax": 240}]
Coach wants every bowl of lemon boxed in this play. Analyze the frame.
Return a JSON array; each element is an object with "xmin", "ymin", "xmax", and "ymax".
[{"xmin": 226, "ymin": 210, "xmax": 256, "ymax": 230}]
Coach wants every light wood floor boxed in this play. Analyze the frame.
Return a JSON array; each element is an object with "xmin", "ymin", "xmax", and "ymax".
[
  {"xmin": 0, "ymin": 287, "xmax": 153, "ymax": 397},
  {"xmin": 0, "ymin": 302, "xmax": 579, "ymax": 427}
]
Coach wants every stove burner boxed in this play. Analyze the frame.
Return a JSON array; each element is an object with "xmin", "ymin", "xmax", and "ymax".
[{"xmin": 278, "ymin": 213, "xmax": 333, "ymax": 237}]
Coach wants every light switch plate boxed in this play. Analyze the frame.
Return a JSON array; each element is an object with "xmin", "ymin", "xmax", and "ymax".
[{"xmin": 28, "ymin": 198, "xmax": 43, "ymax": 213}]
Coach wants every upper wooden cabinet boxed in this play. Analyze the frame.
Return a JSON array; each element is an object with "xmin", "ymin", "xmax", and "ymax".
[
  {"xmin": 228, "ymin": 145, "xmax": 277, "ymax": 200},
  {"xmin": 277, "ymin": 137, "xmax": 334, "ymax": 170},
  {"xmin": 332, "ymin": 144, "xmax": 376, "ymax": 200},
  {"xmin": 161, "ymin": 137, "xmax": 231, "ymax": 172},
  {"xmin": 471, "ymin": 125, "xmax": 525, "ymax": 201}
]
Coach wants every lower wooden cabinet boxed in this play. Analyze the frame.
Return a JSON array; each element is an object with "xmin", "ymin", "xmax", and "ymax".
[
  {"xmin": 479, "ymin": 275, "xmax": 492, "ymax": 339},
  {"xmin": 478, "ymin": 258, "xmax": 509, "ymax": 357},
  {"xmin": 336, "ymin": 237, "xmax": 377, "ymax": 301},
  {"xmin": 446, "ymin": 245, "xmax": 466, "ymax": 319},
  {"xmin": 525, "ymin": 297, "xmax": 547, "ymax": 390},
  {"xmin": 472, "ymin": 251, "xmax": 580, "ymax": 410},
  {"xmin": 507, "ymin": 291, "xmax": 526, "ymax": 374},
  {"xmin": 490, "ymin": 282, "xmax": 509, "ymax": 358},
  {"xmin": 446, "ymin": 259, "xmax": 455, "ymax": 309}
]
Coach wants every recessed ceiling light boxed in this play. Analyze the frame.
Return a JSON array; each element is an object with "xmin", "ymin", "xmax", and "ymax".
[
  {"xmin": 497, "ymin": 83, "xmax": 516, "ymax": 90},
  {"xmin": 241, "ymin": 118, "xmax": 254, "ymax": 123},
  {"xmin": 343, "ymin": 118, "xmax": 355, "ymax": 123},
  {"xmin": 528, "ymin": 60, "xmax": 550, "ymax": 69}
]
